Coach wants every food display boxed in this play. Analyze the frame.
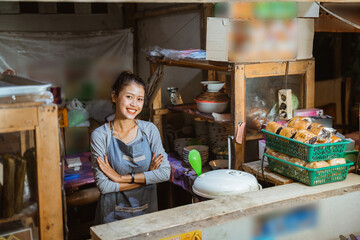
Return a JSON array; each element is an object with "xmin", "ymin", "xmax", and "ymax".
[
  {"xmin": 293, "ymin": 129, "xmax": 318, "ymax": 144},
  {"xmin": 265, "ymin": 149, "xmax": 353, "ymax": 186},
  {"xmin": 264, "ymin": 115, "xmax": 353, "ymax": 186},
  {"xmin": 265, "ymin": 121, "xmax": 283, "ymax": 134},
  {"xmin": 265, "ymin": 117, "xmax": 339, "ymax": 145},
  {"xmin": 279, "ymin": 127, "xmax": 297, "ymax": 139},
  {"xmin": 305, "ymin": 161, "xmax": 330, "ymax": 169}
]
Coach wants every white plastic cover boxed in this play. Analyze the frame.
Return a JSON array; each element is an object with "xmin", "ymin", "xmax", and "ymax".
[{"xmin": 192, "ymin": 169, "xmax": 261, "ymax": 199}]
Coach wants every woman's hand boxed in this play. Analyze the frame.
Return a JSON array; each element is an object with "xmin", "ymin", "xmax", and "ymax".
[
  {"xmin": 97, "ymin": 155, "xmax": 122, "ymax": 183},
  {"xmin": 149, "ymin": 153, "xmax": 163, "ymax": 171}
]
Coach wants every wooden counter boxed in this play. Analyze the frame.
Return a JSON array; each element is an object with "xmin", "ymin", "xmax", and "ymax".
[{"xmin": 91, "ymin": 174, "xmax": 360, "ymax": 240}]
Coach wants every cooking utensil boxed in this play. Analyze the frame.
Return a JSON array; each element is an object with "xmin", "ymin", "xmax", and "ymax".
[{"xmin": 188, "ymin": 149, "xmax": 202, "ymax": 176}]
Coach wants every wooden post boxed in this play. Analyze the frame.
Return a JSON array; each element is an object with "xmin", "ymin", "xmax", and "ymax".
[
  {"xmin": 305, "ymin": 59, "xmax": 315, "ymax": 108},
  {"xmin": 36, "ymin": 105, "xmax": 63, "ymax": 240},
  {"xmin": 208, "ymin": 70, "xmax": 216, "ymax": 81},
  {"xmin": 345, "ymin": 76, "xmax": 351, "ymax": 130},
  {"xmin": 150, "ymin": 62, "xmax": 164, "ymax": 140},
  {"xmin": 232, "ymin": 64, "xmax": 246, "ymax": 170}
]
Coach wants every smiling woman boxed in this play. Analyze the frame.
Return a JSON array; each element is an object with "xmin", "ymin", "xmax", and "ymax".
[{"xmin": 90, "ymin": 71, "xmax": 171, "ymax": 224}]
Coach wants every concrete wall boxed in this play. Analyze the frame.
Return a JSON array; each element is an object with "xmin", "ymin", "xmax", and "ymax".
[{"xmin": 136, "ymin": 4, "xmax": 203, "ymax": 106}]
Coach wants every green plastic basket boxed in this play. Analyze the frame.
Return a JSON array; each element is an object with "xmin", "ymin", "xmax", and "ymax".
[
  {"xmin": 265, "ymin": 153, "xmax": 353, "ymax": 186},
  {"xmin": 262, "ymin": 130, "xmax": 349, "ymax": 162}
]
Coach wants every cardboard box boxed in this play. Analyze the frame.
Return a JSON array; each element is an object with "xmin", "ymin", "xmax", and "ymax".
[
  {"xmin": 64, "ymin": 127, "xmax": 90, "ymax": 155},
  {"xmin": 206, "ymin": 17, "xmax": 314, "ymax": 62},
  {"xmin": 297, "ymin": 3, "xmax": 320, "ymax": 18},
  {"xmin": 215, "ymin": 2, "xmax": 319, "ymax": 19}
]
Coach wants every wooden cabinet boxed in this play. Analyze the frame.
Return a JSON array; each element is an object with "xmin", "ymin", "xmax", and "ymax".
[
  {"xmin": 0, "ymin": 102, "xmax": 63, "ymax": 240},
  {"xmin": 147, "ymin": 57, "xmax": 315, "ymax": 170}
]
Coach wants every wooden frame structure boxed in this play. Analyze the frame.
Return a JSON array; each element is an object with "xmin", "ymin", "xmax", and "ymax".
[
  {"xmin": 148, "ymin": 57, "xmax": 315, "ymax": 170},
  {"xmin": 0, "ymin": 102, "xmax": 63, "ymax": 240}
]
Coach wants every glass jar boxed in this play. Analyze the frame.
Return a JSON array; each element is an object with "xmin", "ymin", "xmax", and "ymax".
[{"xmin": 167, "ymin": 87, "xmax": 183, "ymax": 105}]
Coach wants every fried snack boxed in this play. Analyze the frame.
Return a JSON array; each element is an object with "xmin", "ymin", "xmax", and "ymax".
[
  {"xmin": 327, "ymin": 135, "xmax": 342, "ymax": 143},
  {"xmin": 315, "ymin": 139, "xmax": 328, "ymax": 144},
  {"xmin": 288, "ymin": 157, "xmax": 307, "ymax": 166},
  {"xmin": 287, "ymin": 116, "xmax": 312, "ymax": 128},
  {"xmin": 308, "ymin": 123, "xmax": 331, "ymax": 141},
  {"xmin": 305, "ymin": 161, "xmax": 330, "ymax": 169},
  {"xmin": 267, "ymin": 149, "xmax": 279, "ymax": 158},
  {"xmin": 293, "ymin": 129, "xmax": 318, "ymax": 144},
  {"xmin": 292, "ymin": 120, "xmax": 312, "ymax": 130},
  {"xmin": 327, "ymin": 158, "xmax": 346, "ymax": 166},
  {"xmin": 265, "ymin": 121, "xmax": 283, "ymax": 134},
  {"xmin": 277, "ymin": 153, "xmax": 291, "ymax": 162},
  {"xmin": 279, "ymin": 127, "xmax": 297, "ymax": 139}
]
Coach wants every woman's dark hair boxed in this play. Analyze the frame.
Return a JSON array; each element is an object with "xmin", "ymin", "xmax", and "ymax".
[{"xmin": 112, "ymin": 71, "xmax": 146, "ymax": 96}]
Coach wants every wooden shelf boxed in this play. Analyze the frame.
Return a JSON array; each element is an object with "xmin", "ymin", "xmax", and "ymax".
[
  {"xmin": 167, "ymin": 104, "xmax": 265, "ymax": 141},
  {"xmin": 242, "ymin": 160, "xmax": 294, "ymax": 186},
  {"xmin": 147, "ymin": 56, "xmax": 229, "ymax": 72},
  {"xmin": 167, "ymin": 104, "xmax": 231, "ymax": 125},
  {"xmin": 0, "ymin": 202, "xmax": 37, "ymax": 224},
  {"xmin": 246, "ymin": 130, "xmax": 264, "ymax": 141}
]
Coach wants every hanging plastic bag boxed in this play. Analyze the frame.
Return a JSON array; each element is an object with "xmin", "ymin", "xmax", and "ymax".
[{"xmin": 67, "ymin": 99, "xmax": 89, "ymax": 127}]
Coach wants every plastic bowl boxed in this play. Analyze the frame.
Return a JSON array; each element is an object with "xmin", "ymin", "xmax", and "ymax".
[
  {"xmin": 201, "ymin": 81, "xmax": 225, "ymax": 92},
  {"xmin": 209, "ymin": 159, "xmax": 229, "ymax": 170},
  {"xmin": 195, "ymin": 100, "xmax": 228, "ymax": 113}
]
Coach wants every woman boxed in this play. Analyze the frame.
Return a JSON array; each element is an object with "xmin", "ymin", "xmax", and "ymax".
[{"xmin": 91, "ymin": 71, "xmax": 171, "ymax": 224}]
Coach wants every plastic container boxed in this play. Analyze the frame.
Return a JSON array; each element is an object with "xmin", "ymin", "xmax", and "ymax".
[
  {"xmin": 265, "ymin": 153, "xmax": 353, "ymax": 186},
  {"xmin": 262, "ymin": 130, "xmax": 349, "ymax": 162}
]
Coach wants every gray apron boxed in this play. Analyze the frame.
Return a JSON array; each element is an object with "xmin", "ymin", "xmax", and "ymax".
[{"xmin": 95, "ymin": 122, "xmax": 158, "ymax": 224}]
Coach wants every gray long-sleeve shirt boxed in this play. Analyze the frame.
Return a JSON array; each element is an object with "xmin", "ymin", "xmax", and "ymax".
[{"xmin": 90, "ymin": 120, "xmax": 171, "ymax": 194}]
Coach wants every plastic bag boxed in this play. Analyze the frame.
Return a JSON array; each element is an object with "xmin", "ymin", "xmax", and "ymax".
[{"xmin": 67, "ymin": 99, "xmax": 89, "ymax": 127}]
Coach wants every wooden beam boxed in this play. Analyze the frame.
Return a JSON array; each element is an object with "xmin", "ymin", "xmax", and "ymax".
[
  {"xmin": 36, "ymin": 105, "xmax": 63, "ymax": 240},
  {"xmin": 244, "ymin": 60, "xmax": 310, "ymax": 78},
  {"xmin": 0, "ymin": 107, "xmax": 38, "ymax": 131},
  {"xmin": 147, "ymin": 56, "xmax": 229, "ymax": 72},
  {"xmin": 134, "ymin": 4, "xmax": 201, "ymax": 20},
  {"xmin": 232, "ymin": 64, "xmax": 246, "ymax": 170},
  {"xmin": 305, "ymin": 59, "xmax": 315, "ymax": 108}
]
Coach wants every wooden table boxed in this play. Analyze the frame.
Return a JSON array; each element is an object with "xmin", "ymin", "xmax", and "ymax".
[{"xmin": 242, "ymin": 160, "xmax": 294, "ymax": 186}]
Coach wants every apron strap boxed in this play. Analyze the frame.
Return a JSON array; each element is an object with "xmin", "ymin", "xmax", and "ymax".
[{"xmin": 134, "ymin": 120, "xmax": 150, "ymax": 144}]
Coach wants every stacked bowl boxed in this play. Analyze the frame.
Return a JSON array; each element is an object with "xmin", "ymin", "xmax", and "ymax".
[{"xmin": 183, "ymin": 145, "xmax": 209, "ymax": 166}]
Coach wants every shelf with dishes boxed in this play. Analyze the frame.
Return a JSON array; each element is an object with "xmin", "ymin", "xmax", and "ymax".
[
  {"xmin": 148, "ymin": 56, "xmax": 315, "ymax": 170},
  {"xmin": 166, "ymin": 104, "xmax": 264, "ymax": 141}
]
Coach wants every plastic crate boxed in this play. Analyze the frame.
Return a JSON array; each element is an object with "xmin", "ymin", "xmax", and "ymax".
[
  {"xmin": 262, "ymin": 130, "xmax": 349, "ymax": 162},
  {"xmin": 265, "ymin": 153, "xmax": 353, "ymax": 186}
]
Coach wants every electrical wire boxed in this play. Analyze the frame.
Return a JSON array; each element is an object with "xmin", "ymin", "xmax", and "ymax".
[{"xmin": 316, "ymin": 2, "xmax": 360, "ymax": 30}]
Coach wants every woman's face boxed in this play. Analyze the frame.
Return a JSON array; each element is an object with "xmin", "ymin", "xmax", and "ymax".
[{"xmin": 112, "ymin": 82, "xmax": 145, "ymax": 120}]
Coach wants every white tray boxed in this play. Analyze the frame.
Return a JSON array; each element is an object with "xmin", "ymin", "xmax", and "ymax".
[{"xmin": 0, "ymin": 74, "xmax": 51, "ymax": 97}]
